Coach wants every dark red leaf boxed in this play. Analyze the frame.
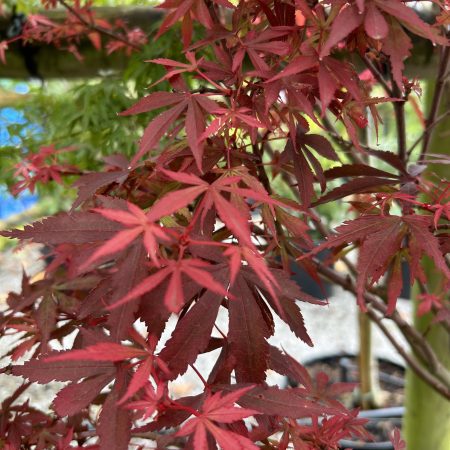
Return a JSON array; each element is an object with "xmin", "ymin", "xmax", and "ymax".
[
  {"xmin": 228, "ymin": 276, "xmax": 271, "ymax": 383},
  {"xmin": 13, "ymin": 352, "xmax": 115, "ymax": 383},
  {"xmin": 320, "ymin": 5, "xmax": 363, "ymax": 58},
  {"xmin": 97, "ymin": 369, "xmax": 132, "ymax": 450},
  {"xmin": 1, "ymin": 212, "xmax": 123, "ymax": 244},
  {"xmin": 53, "ymin": 374, "xmax": 113, "ymax": 417},
  {"xmin": 159, "ymin": 290, "xmax": 223, "ymax": 380}
]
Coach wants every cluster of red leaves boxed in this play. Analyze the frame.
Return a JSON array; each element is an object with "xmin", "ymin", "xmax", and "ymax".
[
  {"xmin": 0, "ymin": 1, "xmax": 146, "ymax": 64},
  {"xmin": 1, "ymin": 0, "xmax": 450, "ymax": 449},
  {"xmin": 11, "ymin": 144, "xmax": 79, "ymax": 195}
]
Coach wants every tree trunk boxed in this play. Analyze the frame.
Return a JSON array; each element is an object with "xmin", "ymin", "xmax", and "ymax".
[{"xmin": 403, "ymin": 80, "xmax": 450, "ymax": 450}]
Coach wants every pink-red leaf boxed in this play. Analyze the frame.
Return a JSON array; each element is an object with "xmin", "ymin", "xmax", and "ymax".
[{"xmin": 320, "ymin": 5, "xmax": 363, "ymax": 58}]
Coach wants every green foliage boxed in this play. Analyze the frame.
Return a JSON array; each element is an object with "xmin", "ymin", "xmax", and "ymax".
[
  {"xmin": 1, "ymin": 0, "xmax": 159, "ymax": 14},
  {"xmin": 0, "ymin": 27, "xmax": 184, "ymax": 203}
]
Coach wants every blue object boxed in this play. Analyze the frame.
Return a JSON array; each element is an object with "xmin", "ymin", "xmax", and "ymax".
[
  {"xmin": 0, "ymin": 186, "xmax": 38, "ymax": 219},
  {"xmin": 0, "ymin": 102, "xmax": 39, "ymax": 219}
]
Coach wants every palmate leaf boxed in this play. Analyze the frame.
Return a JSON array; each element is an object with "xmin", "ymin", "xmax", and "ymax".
[
  {"xmin": 228, "ymin": 275, "xmax": 272, "ymax": 383},
  {"xmin": 159, "ymin": 289, "xmax": 224, "ymax": 380},
  {"xmin": 0, "ymin": 212, "xmax": 123, "ymax": 244},
  {"xmin": 231, "ymin": 28, "xmax": 290, "ymax": 73},
  {"xmin": 283, "ymin": 126, "xmax": 339, "ymax": 207},
  {"xmin": 149, "ymin": 169, "xmax": 290, "ymax": 249},
  {"xmin": 12, "ymin": 351, "xmax": 115, "ymax": 383},
  {"xmin": 321, "ymin": 0, "xmax": 448, "ymax": 88},
  {"xmin": 82, "ymin": 201, "xmax": 172, "ymax": 269},
  {"xmin": 119, "ymin": 91, "xmax": 220, "ymax": 170},
  {"xmin": 304, "ymin": 214, "xmax": 450, "ymax": 313},
  {"xmin": 111, "ymin": 257, "xmax": 228, "ymax": 314},
  {"xmin": 219, "ymin": 384, "xmax": 341, "ymax": 419},
  {"xmin": 40, "ymin": 338, "xmax": 166, "ymax": 416},
  {"xmin": 176, "ymin": 386, "xmax": 259, "ymax": 450}
]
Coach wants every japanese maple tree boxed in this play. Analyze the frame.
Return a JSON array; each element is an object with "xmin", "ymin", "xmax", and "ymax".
[{"xmin": 1, "ymin": 1, "xmax": 450, "ymax": 449}]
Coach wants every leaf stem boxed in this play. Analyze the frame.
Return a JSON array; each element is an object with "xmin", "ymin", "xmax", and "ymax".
[
  {"xmin": 169, "ymin": 399, "xmax": 200, "ymax": 417},
  {"xmin": 190, "ymin": 363, "xmax": 208, "ymax": 388}
]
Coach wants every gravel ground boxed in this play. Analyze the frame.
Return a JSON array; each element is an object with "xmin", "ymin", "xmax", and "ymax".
[{"xmin": 0, "ymin": 247, "xmax": 412, "ymax": 411}]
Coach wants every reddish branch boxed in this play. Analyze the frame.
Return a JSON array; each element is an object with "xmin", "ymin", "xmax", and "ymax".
[
  {"xmin": 314, "ymin": 260, "xmax": 450, "ymax": 398},
  {"xmin": 58, "ymin": 0, "xmax": 142, "ymax": 51}
]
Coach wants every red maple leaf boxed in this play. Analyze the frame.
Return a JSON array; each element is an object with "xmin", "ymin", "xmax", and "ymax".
[
  {"xmin": 176, "ymin": 386, "xmax": 259, "ymax": 450},
  {"xmin": 45, "ymin": 332, "xmax": 169, "ymax": 406},
  {"xmin": 417, "ymin": 293, "xmax": 443, "ymax": 317},
  {"xmin": 156, "ymin": 0, "xmax": 235, "ymax": 46},
  {"xmin": 320, "ymin": 1, "xmax": 448, "ymax": 89},
  {"xmin": 11, "ymin": 144, "xmax": 78, "ymax": 195},
  {"xmin": 125, "ymin": 381, "xmax": 166, "ymax": 419},
  {"xmin": 148, "ymin": 168, "xmax": 289, "ymax": 249},
  {"xmin": 303, "ymin": 214, "xmax": 450, "ymax": 314},
  {"xmin": 120, "ymin": 91, "xmax": 220, "ymax": 170},
  {"xmin": 283, "ymin": 125, "xmax": 339, "ymax": 206},
  {"xmin": 390, "ymin": 427, "xmax": 406, "ymax": 450},
  {"xmin": 110, "ymin": 257, "xmax": 229, "ymax": 313},
  {"xmin": 231, "ymin": 28, "xmax": 290, "ymax": 73},
  {"xmin": 80, "ymin": 201, "xmax": 172, "ymax": 269}
]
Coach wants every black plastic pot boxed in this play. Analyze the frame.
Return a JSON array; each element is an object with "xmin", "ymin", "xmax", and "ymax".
[
  {"xmin": 339, "ymin": 407, "xmax": 404, "ymax": 449},
  {"xmin": 292, "ymin": 355, "xmax": 405, "ymax": 450}
]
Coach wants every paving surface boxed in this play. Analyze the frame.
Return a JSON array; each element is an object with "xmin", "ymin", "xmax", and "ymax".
[
  {"xmin": 0, "ymin": 243, "xmax": 46, "ymax": 301},
  {"xmin": 0, "ymin": 246, "xmax": 412, "ymax": 410}
]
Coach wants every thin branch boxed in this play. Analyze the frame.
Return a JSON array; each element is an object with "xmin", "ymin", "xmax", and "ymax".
[
  {"xmin": 366, "ymin": 307, "xmax": 450, "ymax": 400},
  {"xmin": 319, "ymin": 116, "xmax": 393, "ymax": 160},
  {"xmin": 392, "ymin": 83, "xmax": 407, "ymax": 164},
  {"xmin": 361, "ymin": 55, "xmax": 393, "ymax": 97},
  {"xmin": 58, "ymin": 0, "xmax": 142, "ymax": 51},
  {"xmin": 407, "ymin": 110, "xmax": 450, "ymax": 157},
  {"xmin": 314, "ymin": 260, "xmax": 450, "ymax": 390},
  {"xmin": 252, "ymin": 138, "xmax": 272, "ymax": 195},
  {"xmin": 419, "ymin": 43, "xmax": 450, "ymax": 162}
]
